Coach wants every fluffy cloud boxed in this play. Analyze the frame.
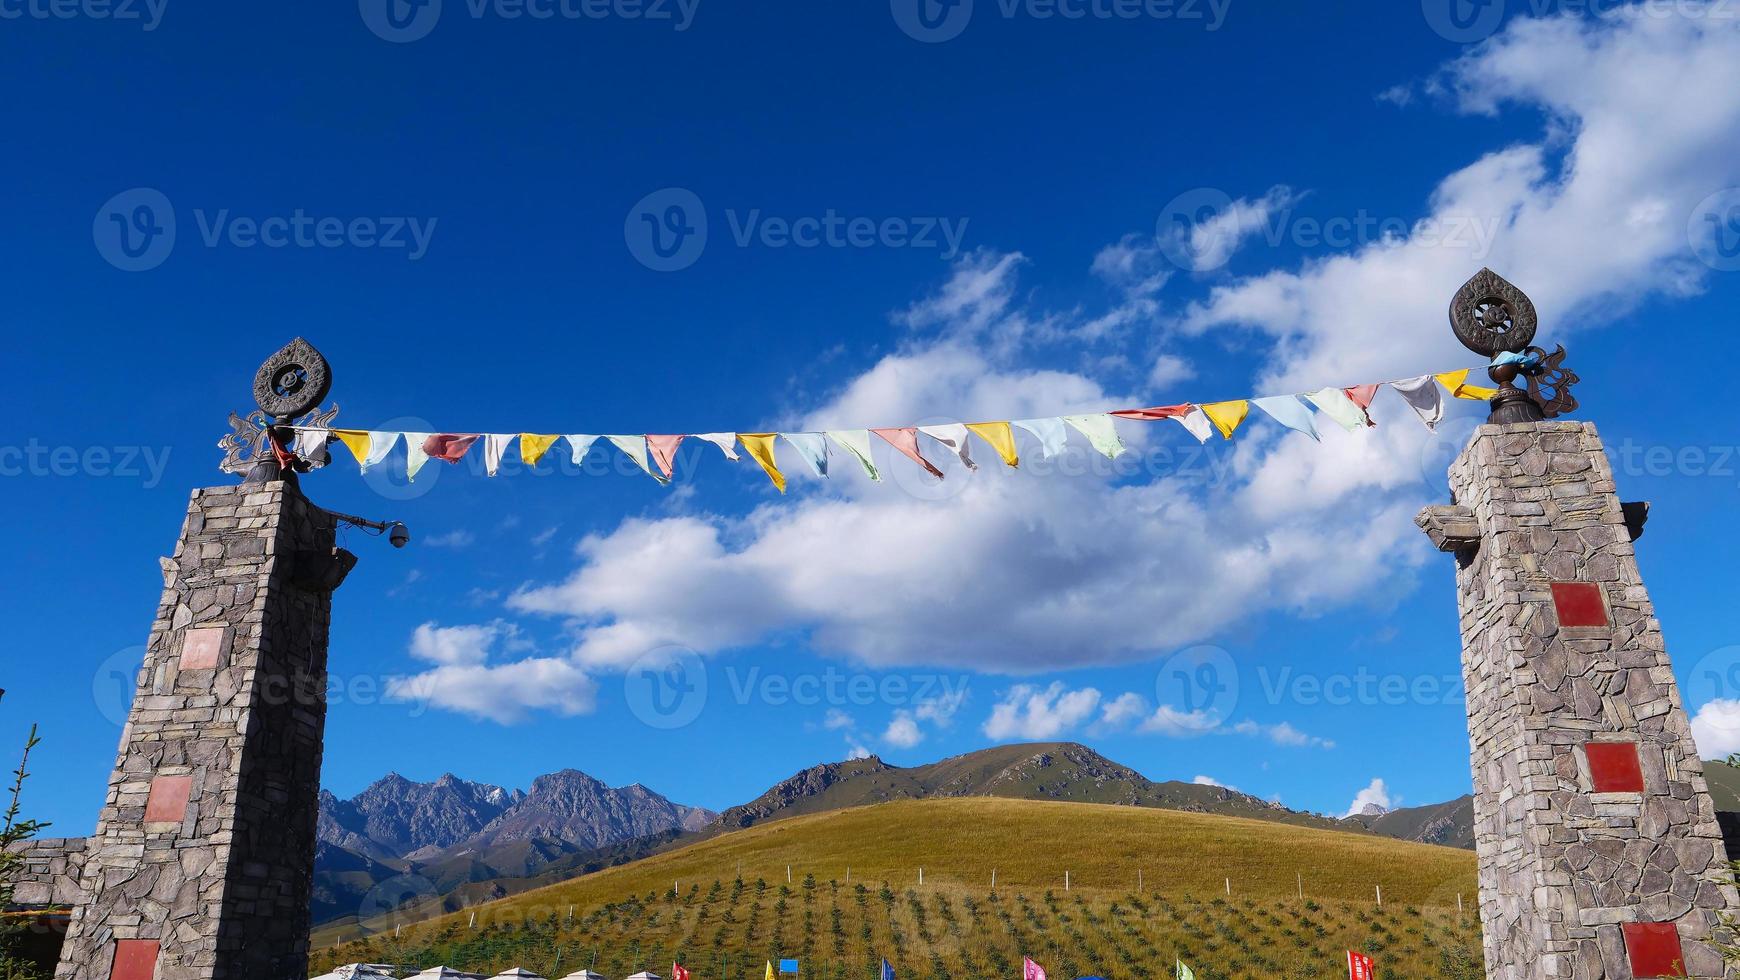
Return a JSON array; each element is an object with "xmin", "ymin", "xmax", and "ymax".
[
  {"xmin": 1183, "ymin": 7, "xmax": 1740, "ymax": 393},
  {"xmin": 1690, "ymin": 699, "xmax": 1740, "ymax": 759},
  {"xmin": 883, "ymin": 711, "xmax": 925, "ymax": 748},
  {"xmin": 1193, "ymin": 775, "xmax": 1236, "ymax": 791},
  {"xmin": 983, "ymin": 683, "xmax": 1104, "ymax": 741},
  {"xmin": 390, "ymin": 622, "xmax": 596, "ymax": 725},
  {"xmin": 1343, "ymin": 777, "xmax": 1395, "ymax": 818}
]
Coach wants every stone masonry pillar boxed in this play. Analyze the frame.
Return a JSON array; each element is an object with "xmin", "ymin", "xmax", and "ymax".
[
  {"xmin": 56, "ymin": 482, "xmax": 349, "ymax": 980},
  {"xmin": 1419, "ymin": 420, "xmax": 1739, "ymax": 979}
]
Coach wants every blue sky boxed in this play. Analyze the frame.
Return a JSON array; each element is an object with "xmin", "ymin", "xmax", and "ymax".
[{"xmin": 8, "ymin": 1, "xmax": 1740, "ymax": 835}]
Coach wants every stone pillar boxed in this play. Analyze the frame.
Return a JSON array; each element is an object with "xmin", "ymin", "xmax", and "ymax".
[
  {"xmin": 56, "ymin": 482, "xmax": 350, "ymax": 980},
  {"xmin": 1419, "ymin": 420, "xmax": 1740, "ymax": 979}
]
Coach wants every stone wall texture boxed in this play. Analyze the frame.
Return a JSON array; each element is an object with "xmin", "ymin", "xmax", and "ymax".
[
  {"xmin": 54, "ymin": 483, "xmax": 336, "ymax": 980},
  {"xmin": 1437, "ymin": 420, "xmax": 1739, "ymax": 979},
  {"xmin": 6, "ymin": 838, "xmax": 88, "ymax": 908}
]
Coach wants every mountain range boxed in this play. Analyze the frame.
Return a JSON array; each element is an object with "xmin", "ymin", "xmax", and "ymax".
[{"xmin": 312, "ymin": 742, "xmax": 1474, "ymax": 928}]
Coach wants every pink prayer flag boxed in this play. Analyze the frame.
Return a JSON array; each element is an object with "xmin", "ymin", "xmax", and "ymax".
[
  {"xmin": 872, "ymin": 427, "xmax": 944, "ymax": 479},
  {"xmin": 646, "ymin": 434, "xmax": 686, "ymax": 479},
  {"xmin": 1343, "ymin": 384, "xmax": 1380, "ymax": 427},
  {"xmin": 423, "ymin": 434, "xmax": 481, "ymax": 463},
  {"xmin": 1110, "ymin": 403, "xmax": 1193, "ymax": 421},
  {"xmin": 1022, "ymin": 957, "xmax": 1047, "ymax": 980}
]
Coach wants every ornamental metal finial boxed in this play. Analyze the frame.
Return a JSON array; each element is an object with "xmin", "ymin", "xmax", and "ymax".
[
  {"xmin": 220, "ymin": 337, "xmax": 339, "ymax": 485},
  {"xmin": 1448, "ymin": 268, "xmax": 1579, "ymax": 425}
]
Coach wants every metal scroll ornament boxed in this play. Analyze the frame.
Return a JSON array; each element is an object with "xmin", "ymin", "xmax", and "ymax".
[
  {"xmin": 1448, "ymin": 268, "xmax": 1578, "ymax": 424},
  {"xmin": 219, "ymin": 337, "xmax": 339, "ymax": 481}
]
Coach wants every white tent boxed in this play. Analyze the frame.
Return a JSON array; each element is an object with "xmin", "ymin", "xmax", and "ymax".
[
  {"xmin": 558, "ymin": 972, "xmax": 606, "ymax": 980},
  {"xmin": 311, "ymin": 966, "xmax": 399, "ymax": 980},
  {"xmin": 406, "ymin": 970, "xmax": 488, "ymax": 980},
  {"xmin": 624, "ymin": 973, "xmax": 664, "ymax": 980},
  {"xmin": 492, "ymin": 971, "xmax": 547, "ymax": 980}
]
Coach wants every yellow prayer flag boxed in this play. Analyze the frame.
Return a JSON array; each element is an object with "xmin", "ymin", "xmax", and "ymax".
[
  {"xmin": 520, "ymin": 433, "xmax": 561, "ymax": 466},
  {"xmin": 1435, "ymin": 369, "xmax": 1497, "ymax": 401},
  {"xmin": 738, "ymin": 434, "xmax": 787, "ymax": 493},
  {"xmin": 332, "ymin": 430, "xmax": 372, "ymax": 464},
  {"xmin": 765, "ymin": 963, "xmax": 775, "ymax": 980},
  {"xmin": 965, "ymin": 421, "xmax": 1019, "ymax": 468},
  {"xmin": 1200, "ymin": 401, "xmax": 1250, "ymax": 440}
]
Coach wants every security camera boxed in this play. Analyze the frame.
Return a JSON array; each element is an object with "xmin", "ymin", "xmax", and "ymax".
[{"xmin": 388, "ymin": 522, "xmax": 411, "ymax": 549}]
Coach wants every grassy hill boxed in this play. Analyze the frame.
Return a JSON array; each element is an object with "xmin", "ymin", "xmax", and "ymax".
[{"xmin": 313, "ymin": 798, "xmax": 1480, "ymax": 979}]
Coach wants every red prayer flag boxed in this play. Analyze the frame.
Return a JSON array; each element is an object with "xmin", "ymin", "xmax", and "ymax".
[
  {"xmin": 673, "ymin": 963, "xmax": 691, "ymax": 980},
  {"xmin": 423, "ymin": 433, "xmax": 481, "ymax": 463},
  {"xmin": 647, "ymin": 434, "xmax": 687, "ymax": 479},
  {"xmin": 1110, "ymin": 403, "xmax": 1193, "ymax": 421},
  {"xmin": 1343, "ymin": 385, "xmax": 1380, "ymax": 427},
  {"xmin": 1347, "ymin": 950, "xmax": 1375, "ymax": 980},
  {"xmin": 872, "ymin": 427, "xmax": 945, "ymax": 479}
]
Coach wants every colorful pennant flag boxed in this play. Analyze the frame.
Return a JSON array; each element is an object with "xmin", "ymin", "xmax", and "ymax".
[
  {"xmin": 520, "ymin": 433, "xmax": 561, "ymax": 467},
  {"xmin": 917, "ymin": 423, "xmax": 978, "ymax": 470},
  {"xmin": 606, "ymin": 435, "xmax": 665, "ymax": 484},
  {"xmin": 827, "ymin": 430, "xmax": 881, "ymax": 481},
  {"xmin": 565, "ymin": 433, "xmax": 599, "ymax": 465},
  {"xmin": 1111, "ymin": 403, "xmax": 1192, "ymax": 421},
  {"xmin": 739, "ymin": 433, "xmax": 786, "ymax": 492},
  {"xmin": 1344, "ymin": 384, "xmax": 1380, "ymax": 427},
  {"xmin": 483, "ymin": 433, "xmax": 515, "ymax": 477},
  {"xmin": 873, "ymin": 427, "xmax": 944, "ymax": 479},
  {"xmin": 1022, "ymin": 957, "xmax": 1047, "ymax": 980},
  {"xmin": 1176, "ymin": 960, "xmax": 1196, "ymax": 980},
  {"xmin": 296, "ymin": 427, "xmax": 331, "ymax": 461},
  {"xmin": 671, "ymin": 963, "xmax": 690, "ymax": 980},
  {"xmin": 332, "ymin": 430, "xmax": 372, "ymax": 465},
  {"xmin": 879, "ymin": 959, "xmax": 895, "ymax": 980},
  {"xmin": 405, "ymin": 432, "xmax": 433, "ymax": 480},
  {"xmin": 423, "ymin": 433, "xmax": 480, "ymax": 465},
  {"xmin": 780, "ymin": 432, "xmax": 830, "ymax": 478},
  {"xmin": 1174, "ymin": 408, "xmax": 1214, "ymax": 443},
  {"xmin": 965, "ymin": 421, "xmax": 1019, "ymax": 467},
  {"xmin": 647, "ymin": 434, "xmax": 687, "ymax": 480},
  {"xmin": 1390, "ymin": 375, "xmax": 1444, "ymax": 430},
  {"xmin": 1435, "ymin": 368, "xmax": 1498, "ymax": 401},
  {"xmin": 695, "ymin": 432, "xmax": 740, "ymax": 461},
  {"xmin": 1305, "ymin": 387, "xmax": 1367, "ymax": 433},
  {"xmin": 1012, "ymin": 418, "xmax": 1068, "ymax": 459},
  {"xmin": 360, "ymin": 431, "xmax": 400, "ymax": 472},
  {"xmin": 1063, "ymin": 414, "xmax": 1127, "ymax": 459},
  {"xmin": 764, "ymin": 962, "xmax": 774, "ymax": 980},
  {"xmin": 1200, "ymin": 401, "xmax": 1249, "ymax": 440},
  {"xmin": 1252, "ymin": 395, "xmax": 1319, "ymax": 441},
  {"xmin": 1347, "ymin": 950, "xmax": 1376, "ymax": 980}
]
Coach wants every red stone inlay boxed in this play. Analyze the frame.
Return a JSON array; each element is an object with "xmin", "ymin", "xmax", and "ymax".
[
  {"xmin": 1551, "ymin": 581, "xmax": 1609, "ymax": 628},
  {"xmin": 110, "ymin": 939, "xmax": 159, "ymax": 980},
  {"xmin": 179, "ymin": 627, "xmax": 226, "ymax": 670},
  {"xmin": 1623, "ymin": 922, "xmax": 1686, "ymax": 978},
  {"xmin": 1587, "ymin": 742, "xmax": 1645, "ymax": 794},
  {"xmin": 143, "ymin": 775, "xmax": 192, "ymax": 824}
]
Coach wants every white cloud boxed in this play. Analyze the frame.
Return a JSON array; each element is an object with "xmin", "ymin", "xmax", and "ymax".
[
  {"xmin": 1691, "ymin": 699, "xmax": 1740, "ymax": 759},
  {"xmin": 387, "ymin": 658, "xmax": 596, "ymax": 726},
  {"xmin": 915, "ymin": 687, "xmax": 968, "ymax": 726},
  {"xmin": 1343, "ymin": 777, "xmax": 1395, "ymax": 818},
  {"xmin": 1097, "ymin": 692, "xmax": 1149, "ymax": 729},
  {"xmin": 823, "ymin": 708, "xmax": 856, "ymax": 731},
  {"xmin": 1183, "ymin": 8, "xmax": 1740, "ymax": 393},
  {"xmin": 1193, "ymin": 774, "xmax": 1235, "ymax": 791},
  {"xmin": 883, "ymin": 711, "xmax": 924, "ymax": 748},
  {"xmin": 983, "ymin": 683, "xmax": 1104, "ymax": 741},
  {"xmin": 847, "ymin": 744, "xmax": 872, "ymax": 760},
  {"xmin": 392, "ymin": 621, "xmax": 595, "ymax": 725},
  {"xmin": 1147, "ymin": 354, "xmax": 1195, "ymax": 389},
  {"xmin": 531, "ymin": 526, "xmax": 559, "ymax": 547},
  {"xmin": 423, "ymin": 529, "xmax": 476, "ymax": 549},
  {"xmin": 1166, "ymin": 186, "xmax": 1302, "ymax": 271},
  {"xmin": 409, "ymin": 621, "xmax": 515, "ymax": 666},
  {"xmin": 1233, "ymin": 719, "xmax": 1336, "ymax": 750}
]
